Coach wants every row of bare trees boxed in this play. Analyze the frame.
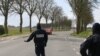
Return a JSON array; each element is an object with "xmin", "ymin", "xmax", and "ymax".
[
  {"xmin": 53, "ymin": 16, "xmax": 72, "ymax": 30},
  {"xmin": 0, "ymin": 0, "xmax": 68, "ymax": 34},
  {"xmin": 67, "ymin": 0, "xmax": 98, "ymax": 34},
  {"xmin": 0, "ymin": 0, "xmax": 14, "ymax": 34}
]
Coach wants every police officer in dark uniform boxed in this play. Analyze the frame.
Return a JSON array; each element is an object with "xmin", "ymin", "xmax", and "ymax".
[
  {"xmin": 80, "ymin": 23, "xmax": 100, "ymax": 56},
  {"xmin": 25, "ymin": 23, "xmax": 48, "ymax": 56}
]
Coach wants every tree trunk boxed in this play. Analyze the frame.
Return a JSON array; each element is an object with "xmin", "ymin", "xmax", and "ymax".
[
  {"xmin": 76, "ymin": 16, "xmax": 81, "ymax": 34},
  {"xmin": 51, "ymin": 18, "xmax": 54, "ymax": 29},
  {"xmin": 29, "ymin": 15, "xmax": 32, "ymax": 32},
  {"xmin": 46, "ymin": 19, "xmax": 48, "ymax": 24},
  {"xmin": 39, "ymin": 16, "xmax": 42, "ymax": 23},
  {"xmin": 45, "ymin": 16, "xmax": 48, "ymax": 24},
  {"xmin": 39, "ymin": 19, "xmax": 41, "ymax": 24},
  {"xmin": 84, "ymin": 24, "xmax": 87, "ymax": 31},
  {"xmin": 80, "ymin": 19, "xmax": 84, "ymax": 32},
  {"xmin": 20, "ymin": 14, "xmax": 23, "ymax": 33},
  {"xmin": 4, "ymin": 15, "xmax": 8, "ymax": 34}
]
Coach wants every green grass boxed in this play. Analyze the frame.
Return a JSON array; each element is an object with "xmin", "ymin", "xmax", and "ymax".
[
  {"xmin": 8, "ymin": 28, "xmax": 30, "ymax": 35},
  {"xmin": 0, "ymin": 28, "xmax": 34, "ymax": 37},
  {"xmin": 72, "ymin": 29, "xmax": 92, "ymax": 38}
]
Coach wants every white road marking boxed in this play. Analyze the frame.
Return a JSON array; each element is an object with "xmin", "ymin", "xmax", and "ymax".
[
  {"xmin": 73, "ymin": 48, "xmax": 76, "ymax": 51},
  {"xmin": 84, "ymin": 39, "xmax": 86, "ymax": 41},
  {"xmin": 76, "ymin": 52, "xmax": 80, "ymax": 55},
  {"xmin": 73, "ymin": 48, "xmax": 80, "ymax": 55}
]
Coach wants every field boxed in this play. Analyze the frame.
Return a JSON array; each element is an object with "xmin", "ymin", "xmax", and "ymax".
[
  {"xmin": 72, "ymin": 29, "xmax": 92, "ymax": 38},
  {"xmin": 0, "ymin": 27, "xmax": 35, "ymax": 37}
]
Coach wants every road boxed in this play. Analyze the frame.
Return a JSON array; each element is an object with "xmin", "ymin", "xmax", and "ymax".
[{"xmin": 0, "ymin": 31, "xmax": 85, "ymax": 56}]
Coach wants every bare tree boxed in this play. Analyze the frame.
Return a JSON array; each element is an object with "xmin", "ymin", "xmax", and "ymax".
[
  {"xmin": 12, "ymin": 0, "xmax": 26, "ymax": 33},
  {"xmin": 49, "ymin": 6, "xmax": 63, "ymax": 28},
  {"xmin": 54, "ymin": 16, "xmax": 72, "ymax": 30},
  {"xmin": 68, "ymin": 0, "xmax": 94, "ymax": 34},
  {"xmin": 43, "ymin": 0, "xmax": 54, "ymax": 24},
  {"xmin": 35, "ymin": 0, "xmax": 51, "ymax": 23},
  {"xmin": 0, "ymin": 0, "xmax": 14, "ymax": 34},
  {"xmin": 24, "ymin": 0, "xmax": 37, "ymax": 32}
]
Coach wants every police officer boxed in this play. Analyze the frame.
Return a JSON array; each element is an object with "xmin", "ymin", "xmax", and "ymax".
[
  {"xmin": 80, "ymin": 23, "xmax": 100, "ymax": 56},
  {"xmin": 25, "ymin": 23, "xmax": 48, "ymax": 56}
]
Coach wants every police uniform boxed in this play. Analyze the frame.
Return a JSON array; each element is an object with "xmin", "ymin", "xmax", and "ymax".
[
  {"xmin": 80, "ymin": 23, "xmax": 100, "ymax": 56},
  {"xmin": 26, "ymin": 24, "xmax": 48, "ymax": 56}
]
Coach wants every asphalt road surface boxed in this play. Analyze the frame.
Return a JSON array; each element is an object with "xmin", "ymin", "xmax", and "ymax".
[{"xmin": 0, "ymin": 31, "xmax": 85, "ymax": 56}]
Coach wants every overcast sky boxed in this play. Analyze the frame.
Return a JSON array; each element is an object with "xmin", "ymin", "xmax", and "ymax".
[{"xmin": 0, "ymin": 0, "xmax": 100, "ymax": 27}]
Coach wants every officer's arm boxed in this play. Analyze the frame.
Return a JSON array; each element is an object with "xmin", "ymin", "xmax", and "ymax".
[
  {"xmin": 45, "ymin": 32, "xmax": 48, "ymax": 43},
  {"xmin": 25, "ymin": 32, "xmax": 35, "ymax": 42},
  {"xmin": 46, "ymin": 33, "xmax": 48, "ymax": 43},
  {"xmin": 80, "ymin": 37, "xmax": 93, "ymax": 56},
  {"xmin": 80, "ymin": 42, "xmax": 88, "ymax": 56}
]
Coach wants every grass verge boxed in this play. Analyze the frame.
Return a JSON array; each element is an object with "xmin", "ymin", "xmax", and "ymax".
[
  {"xmin": 0, "ymin": 28, "xmax": 33, "ymax": 37},
  {"xmin": 72, "ymin": 30, "xmax": 92, "ymax": 38}
]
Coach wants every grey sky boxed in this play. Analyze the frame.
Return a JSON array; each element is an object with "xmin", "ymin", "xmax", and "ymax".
[{"xmin": 0, "ymin": 0, "xmax": 100, "ymax": 27}]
